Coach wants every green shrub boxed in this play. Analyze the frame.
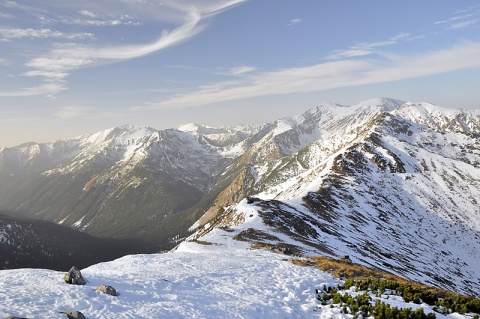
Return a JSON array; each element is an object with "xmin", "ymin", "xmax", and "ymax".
[{"xmin": 317, "ymin": 277, "xmax": 480, "ymax": 318}]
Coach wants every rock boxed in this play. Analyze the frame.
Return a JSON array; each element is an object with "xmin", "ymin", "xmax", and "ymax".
[
  {"xmin": 339, "ymin": 255, "xmax": 352, "ymax": 263},
  {"xmin": 246, "ymin": 197, "xmax": 260, "ymax": 204},
  {"xmin": 59, "ymin": 311, "xmax": 86, "ymax": 319},
  {"xmin": 63, "ymin": 266, "xmax": 86, "ymax": 285},
  {"xmin": 272, "ymin": 246, "xmax": 291, "ymax": 255},
  {"xmin": 94, "ymin": 285, "xmax": 117, "ymax": 296},
  {"xmin": 6, "ymin": 317, "xmax": 29, "ymax": 319}
]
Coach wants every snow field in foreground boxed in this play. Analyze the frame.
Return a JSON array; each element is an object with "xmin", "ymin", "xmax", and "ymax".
[
  {"xmin": 0, "ymin": 245, "xmax": 340, "ymax": 319},
  {"xmin": 0, "ymin": 231, "xmax": 475, "ymax": 319}
]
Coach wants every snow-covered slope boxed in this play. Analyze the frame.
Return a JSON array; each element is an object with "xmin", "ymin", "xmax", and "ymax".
[
  {"xmin": 189, "ymin": 99, "xmax": 480, "ymax": 297},
  {"xmin": 0, "ymin": 234, "xmax": 473, "ymax": 319}
]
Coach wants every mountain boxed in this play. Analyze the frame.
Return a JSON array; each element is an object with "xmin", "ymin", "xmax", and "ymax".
[
  {"xmin": 187, "ymin": 98, "xmax": 480, "ymax": 297},
  {"xmin": 0, "ymin": 124, "xmax": 256, "ymax": 249},
  {"xmin": 0, "ymin": 98, "xmax": 479, "ymax": 298}
]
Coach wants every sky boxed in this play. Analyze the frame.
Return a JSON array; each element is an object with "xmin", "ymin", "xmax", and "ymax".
[{"xmin": 0, "ymin": 0, "xmax": 480, "ymax": 147}]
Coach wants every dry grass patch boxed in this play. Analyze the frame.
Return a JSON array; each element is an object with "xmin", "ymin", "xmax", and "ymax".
[
  {"xmin": 291, "ymin": 256, "xmax": 458, "ymax": 298},
  {"xmin": 191, "ymin": 240, "xmax": 214, "ymax": 245},
  {"xmin": 310, "ymin": 256, "xmax": 394, "ymax": 279}
]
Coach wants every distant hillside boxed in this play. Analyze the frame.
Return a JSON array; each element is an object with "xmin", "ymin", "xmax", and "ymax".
[
  {"xmin": 0, "ymin": 125, "xmax": 255, "ymax": 249},
  {"xmin": 0, "ymin": 213, "xmax": 151, "ymax": 270}
]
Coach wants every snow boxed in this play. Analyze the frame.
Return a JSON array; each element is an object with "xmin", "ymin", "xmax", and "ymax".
[
  {"xmin": 272, "ymin": 119, "xmax": 295, "ymax": 135},
  {"xmin": 0, "ymin": 226, "xmax": 474, "ymax": 318},
  {"xmin": 57, "ymin": 214, "xmax": 70, "ymax": 225},
  {"xmin": 71, "ymin": 215, "xmax": 85, "ymax": 228},
  {"xmin": 353, "ymin": 97, "xmax": 406, "ymax": 112},
  {"xmin": 2, "ymin": 97, "xmax": 480, "ymax": 317},
  {"xmin": 0, "ymin": 227, "xmax": 7, "ymax": 243},
  {"xmin": 221, "ymin": 139, "xmax": 247, "ymax": 157},
  {"xmin": 0, "ymin": 236, "xmax": 336, "ymax": 319},
  {"xmin": 177, "ymin": 123, "xmax": 204, "ymax": 132},
  {"xmin": 214, "ymin": 104, "xmax": 480, "ymax": 296}
]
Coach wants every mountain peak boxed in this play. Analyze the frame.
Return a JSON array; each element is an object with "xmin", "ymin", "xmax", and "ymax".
[
  {"xmin": 84, "ymin": 125, "xmax": 157, "ymax": 146},
  {"xmin": 289, "ymin": 98, "xmax": 405, "ymax": 128},
  {"xmin": 177, "ymin": 123, "xmax": 226, "ymax": 135},
  {"xmin": 177, "ymin": 123, "xmax": 204, "ymax": 132},
  {"xmin": 353, "ymin": 97, "xmax": 406, "ymax": 112}
]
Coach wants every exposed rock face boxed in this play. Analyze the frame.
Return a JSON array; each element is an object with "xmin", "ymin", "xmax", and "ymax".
[
  {"xmin": 94, "ymin": 285, "xmax": 117, "ymax": 296},
  {"xmin": 63, "ymin": 266, "xmax": 86, "ymax": 285}
]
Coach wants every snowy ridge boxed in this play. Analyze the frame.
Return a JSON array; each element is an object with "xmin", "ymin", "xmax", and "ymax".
[
  {"xmin": 393, "ymin": 102, "xmax": 480, "ymax": 134},
  {"xmin": 235, "ymin": 98, "xmax": 406, "ymax": 196},
  {"xmin": 188, "ymin": 100, "xmax": 480, "ymax": 297}
]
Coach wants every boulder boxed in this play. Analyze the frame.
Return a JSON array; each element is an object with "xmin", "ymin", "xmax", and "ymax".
[
  {"xmin": 59, "ymin": 311, "xmax": 86, "ymax": 319},
  {"xmin": 63, "ymin": 266, "xmax": 86, "ymax": 285},
  {"xmin": 94, "ymin": 285, "xmax": 117, "ymax": 296}
]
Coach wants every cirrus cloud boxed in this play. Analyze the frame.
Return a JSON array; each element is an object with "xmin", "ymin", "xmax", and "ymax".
[
  {"xmin": 230, "ymin": 66, "xmax": 257, "ymax": 75},
  {"xmin": 144, "ymin": 41, "xmax": 480, "ymax": 110},
  {"xmin": 288, "ymin": 18, "xmax": 303, "ymax": 26},
  {"xmin": 0, "ymin": 27, "xmax": 95, "ymax": 41},
  {"xmin": 54, "ymin": 106, "xmax": 90, "ymax": 119},
  {"xmin": 0, "ymin": 0, "xmax": 246, "ymax": 98}
]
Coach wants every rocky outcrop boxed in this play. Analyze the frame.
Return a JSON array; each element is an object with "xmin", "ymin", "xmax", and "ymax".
[
  {"xmin": 63, "ymin": 266, "xmax": 86, "ymax": 285},
  {"xmin": 94, "ymin": 285, "xmax": 117, "ymax": 296}
]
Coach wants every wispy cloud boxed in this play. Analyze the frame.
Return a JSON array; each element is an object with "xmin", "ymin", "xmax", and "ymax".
[
  {"xmin": 79, "ymin": 10, "xmax": 96, "ymax": 18},
  {"xmin": 55, "ymin": 13, "xmax": 141, "ymax": 27},
  {"xmin": 435, "ymin": 5, "xmax": 480, "ymax": 29},
  {"xmin": 54, "ymin": 106, "xmax": 90, "ymax": 119},
  {"xmin": 0, "ymin": 12, "xmax": 13, "ymax": 19},
  {"xmin": 24, "ymin": 43, "xmax": 95, "ymax": 81},
  {"xmin": 1, "ymin": 0, "xmax": 35, "ymax": 11},
  {"xmin": 450, "ymin": 19, "xmax": 479, "ymax": 30},
  {"xmin": 1, "ymin": 1, "xmax": 141, "ymax": 26},
  {"xmin": 0, "ymin": 57, "xmax": 9, "ymax": 65},
  {"xmin": 230, "ymin": 66, "xmax": 257, "ymax": 75},
  {"xmin": 23, "ymin": 7, "xmax": 202, "ymax": 86},
  {"xmin": 2, "ymin": 0, "xmax": 246, "ymax": 98},
  {"xmin": 143, "ymin": 42, "xmax": 480, "ymax": 109},
  {"xmin": 327, "ymin": 33, "xmax": 419, "ymax": 60},
  {"xmin": 288, "ymin": 18, "xmax": 303, "ymax": 26},
  {"xmin": 0, "ymin": 82, "xmax": 66, "ymax": 97},
  {"xmin": 0, "ymin": 27, "xmax": 95, "ymax": 41}
]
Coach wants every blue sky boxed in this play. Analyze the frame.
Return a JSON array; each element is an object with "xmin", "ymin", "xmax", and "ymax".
[{"xmin": 1, "ymin": 0, "xmax": 480, "ymax": 147}]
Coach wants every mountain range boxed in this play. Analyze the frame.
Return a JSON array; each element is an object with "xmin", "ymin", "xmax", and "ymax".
[{"xmin": 1, "ymin": 97, "xmax": 479, "ymax": 297}]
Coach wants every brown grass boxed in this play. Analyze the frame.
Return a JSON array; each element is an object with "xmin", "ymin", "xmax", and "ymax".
[
  {"xmin": 191, "ymin": 240, "xmax": 214, "ymax": 245},
  {"xmin": 310, "ymin": 256, "xmax": 396, "ymax": 279},
  {"xmin": 290, "ymin": 256, "xmax": 458, "ymax": 298}
]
